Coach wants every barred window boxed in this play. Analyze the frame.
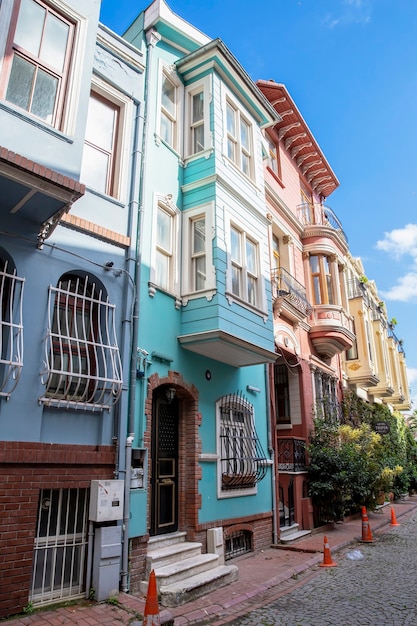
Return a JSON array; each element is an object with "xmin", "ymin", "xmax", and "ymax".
[
  {"xmin": 0, "ymin": 258, "xmax": 24, "ymax": 398},
  {"xmin": 40, "ymin": 274, "xmax": 122, "ymax": 411},
  {"xmin": 218, "ymin": 392, "xmax": 268, "ymax": 492}
]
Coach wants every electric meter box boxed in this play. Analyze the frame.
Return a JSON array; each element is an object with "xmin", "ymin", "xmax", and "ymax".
[{"xmin": 89, "ymin": 480, "xmax": 124, "ymax": 522}]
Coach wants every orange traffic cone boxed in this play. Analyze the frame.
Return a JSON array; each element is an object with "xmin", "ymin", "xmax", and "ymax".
[
  {"xmin": 390, "ymin": 507, "xmax": 400, "ymax": 527},
  {"xmin": 319, "ymin": 535, "xmax": 337, "ymax": 567},
  {"xmin": 361, "ymin": 506, "xmax": 373, "ymax": 543},
  {"xmin": 143, "ymin": 570, "xmax": 160, "ymax": 626}
]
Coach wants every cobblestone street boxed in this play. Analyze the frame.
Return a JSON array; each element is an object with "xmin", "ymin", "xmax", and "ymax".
[{"xmin": 228, "ymin": 509, "xmax": 417, "ymax": 626}]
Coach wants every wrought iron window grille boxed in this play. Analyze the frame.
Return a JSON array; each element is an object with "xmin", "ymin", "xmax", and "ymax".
[
  {"xmin": 219, "ymin": 390, "xmax": 268, "ymax": 490},
  {"xmin": 40, "ymin": 275, "xmax": 123, "ymax": 411},
  {"xmin": 0, "ymin": 260, "xmax": 24, "ymax": 398}
]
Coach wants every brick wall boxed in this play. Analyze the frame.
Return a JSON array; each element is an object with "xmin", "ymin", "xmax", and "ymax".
[{"xmin": 0, "ymin": 442, "xmax": 115, "ymax": 619}]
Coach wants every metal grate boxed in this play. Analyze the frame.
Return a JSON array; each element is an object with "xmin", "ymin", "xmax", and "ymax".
[
  {"xmin": 225, "ymin": 529, "xmax": 252, "ymax": 560},
  {"xmin": 0, "ymin": 260, "xmax": 24, "ymax": 398},
  {"xmin": 30, "ymin": 488, "xmax": 89, "ymax": 606},
  {"xmin": 40, "ymin": 274, "xmax": 123, "ymax": 411},
  {"xmin": 219, "ymin": 391, "xmax": 268, "ymax": 490}
]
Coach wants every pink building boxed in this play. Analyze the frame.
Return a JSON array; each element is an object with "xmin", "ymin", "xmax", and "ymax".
[{"xmin": 258, "ymin": 81, "xmax": 355, "ymax": 534}]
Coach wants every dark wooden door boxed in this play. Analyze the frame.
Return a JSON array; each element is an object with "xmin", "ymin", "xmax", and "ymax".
[{"xmin": 151, "ymin": 394, "xmax": 179, "ymax": 535}]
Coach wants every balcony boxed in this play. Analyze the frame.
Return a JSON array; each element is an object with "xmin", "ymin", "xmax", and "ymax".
[
  {"xmin": 309, "ymin": 305, "xmax": 355, "ymax": 359},
  {"xmin": 297, "ymin": 203, "xmax": 348, "ymax": 247},
  {"xmin": 277, "ymin": 437, "xmax": 307, "ymax": 472},
  {"xmin": 271, "ymin": 267, "xmax": 312, "ymax": 322}
]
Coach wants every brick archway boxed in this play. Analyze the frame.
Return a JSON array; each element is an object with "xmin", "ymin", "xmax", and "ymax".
[{"xmin": 145, "ymin": 371, "xmax": 202, "ymax": 539}]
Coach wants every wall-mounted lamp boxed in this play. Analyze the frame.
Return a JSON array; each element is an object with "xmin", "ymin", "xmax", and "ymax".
[
  {"xmin": 247, "ymin": 385, "xmax": 261, "ymax": 394},
  {"xmin": 166, "ymin": 387, "xmax": 176, "ymax": 403}
]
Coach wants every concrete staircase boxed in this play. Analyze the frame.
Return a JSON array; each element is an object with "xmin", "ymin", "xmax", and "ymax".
[
  {"xmin": 280, "ymin": 523, "xmax": 311, "ymax": 544},
  {"xmin": 140, "ymin": 531, "xmax": 239, "ymax": 607}
]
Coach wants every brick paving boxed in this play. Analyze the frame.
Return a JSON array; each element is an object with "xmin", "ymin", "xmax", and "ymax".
[{"xmin": 3, "ymin": 498, "xmax": 417, "ymax": 626}]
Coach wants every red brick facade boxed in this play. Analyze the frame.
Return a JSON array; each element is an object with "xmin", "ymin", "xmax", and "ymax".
[{"xmin": 0, "ymin": 442, "xmax": 115, "ymax": 618}]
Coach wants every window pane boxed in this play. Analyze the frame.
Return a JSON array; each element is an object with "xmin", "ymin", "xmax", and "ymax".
[
  {"xmin": 195, "ymin": 256, "xmax": 206, "ymax": 290},
  {"xmin": 162, "ymin": 76, "xmax": 175, "ymax": 116},
  {"xmin": 242, "ymin": 153, "xmax": 250, "ymax": 176},
  {"xmin": 161, "ymin": 112, "xmax": 173, "ymax": 145},
  {"xmin": 193, "ymin": 125, "xmax": 204, "ymax": 153},
  {"xmin": 157, "ymin": 209, "xmax": 172, "ymax": 251},
  {"xmin": 327, "ymin": 275, "xmax": 334, "ymax": 304},
  {"xmin": 42, "ymin": 12, "xmax": 69, "ymax": 73},
  {"xmin": 14, "ymin": 0, "xmax": 45, "ymax": 57},
  {"xmin": 227, "ymin": 137, "xmax": 235, "ymax": 161},
  {"xmin": 156, "ymin": 250, "xmax": 169, "ymax": 290},
  {"xmin": 31, "ymin": 68, "xmax": 57, "ymax": 123},
  {"xmin": 231, "ymin": 228, "xmax": 240, "ymax": 262},
  {"xmin": 247, "ymin": 275, "xmax": 256, "ymax": 305},
  {"xmin": 85, "ymin": 96, "xmax": 116, "ymax": 152},
  {"xmin": 6, "ymin": 55, "xmax": 34, "ymax": 110},
  {"xmin": 192, "ymin": 92, "xmax": 204, "ymax": 123},
  {"xmin": 232, "ymin": 266, "xmax": 241, "ymax": 297},
  {"xmin": 240, "ymin": 118, "xmax": 250, "ymax": 151},
  {"xmin": 313, "ymin": 275, "xmax": 322, "ymax": 304},
  {"xmin": 193, "ymin": 218, "xmax": 205, "ymax": 254},
  {"xmin": 246, "ymin": 240, "xmax": 256, "ymax": 274},
  {"xmin": 81, "ymin": 144, "xmax": 109, "ymax": 194},
  {"xmin": 310, "ymin": 255, "xmax": 319, "ymax": 274},
  {"xmin": 226, "ymin": 103, "xmax": 235, "ymax": 136}
]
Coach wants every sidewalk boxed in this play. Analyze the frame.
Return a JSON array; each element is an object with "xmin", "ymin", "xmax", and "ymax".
[{"xmin": 5, "ymin": 497, "xmax": 417, "ymax": 626}]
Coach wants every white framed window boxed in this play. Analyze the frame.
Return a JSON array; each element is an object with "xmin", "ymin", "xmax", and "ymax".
[
  {"xmin": 182, "ymin": 204, "xmax": 215, "ymax": 300},
  {"xmin": 159, "ymin": 66, "xmax": 181, "ymax": 151},
  {"xmin": 40, "ymin": 273, "xmax": 123, "ymax": 411},
  {"xmin": 0, "ymin": 0, "xmax": 78, "ymax": 130},
  {"xmin": 230, "ymin": 226, "xmax": 259, "ymax": 307},
  {"xmin": 184, "ymin": 77, "xmax": 211, "ymax": 157},
  {"xmin": 265, "ymin": 133, "xmax": 281, "ymax": 178},
  {"xmin": 80, "ymin": 79, "xmax": 133, "ymax": 200},
  {"xmin": 217, "ymin": 392, "xmax": 268, "ymax": 498},
  {"xmin": 226, "ymin": 99, "xmax": 253, "ymax": 177},
  {"xmin": 151, "ymin": 196, "xmax": 180, "ymax": 296},
  {"xmin": 310, "ymin": 254, "xmax": 334, "ymax": 305}
]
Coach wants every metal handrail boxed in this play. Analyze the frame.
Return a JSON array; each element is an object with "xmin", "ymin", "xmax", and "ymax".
[
  {"xmin": 297, "ymin": 203, "xmax": 348, "ymax": 244},
  {"xmin": 271, "ymin": 267, "xmax": 313, "ymax": 316}
]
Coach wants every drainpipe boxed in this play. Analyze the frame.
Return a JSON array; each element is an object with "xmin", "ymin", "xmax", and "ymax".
[
  {"xmin": 120, "ymin": 26, "xmax": 161, "ymax": 594},
  {"xmin": 265, "ymin": 363, "xmax": 279, "ymax": 545}
]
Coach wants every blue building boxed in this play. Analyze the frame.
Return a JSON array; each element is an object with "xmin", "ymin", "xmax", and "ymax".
[
  {"xmin": 0, "ymin": 0, "xmax": 143, "ymax": 617},
  {"xmin": 122, "ymin": 0, "xmax": 280, "ymax": 603}
]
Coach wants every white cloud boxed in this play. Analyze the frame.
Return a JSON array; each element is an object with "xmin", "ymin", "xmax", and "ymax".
[
  {"xmin": 380, "ymin": 271, "xmax": 417, "ymax": 302},
  {"xmin": 407, "ymin": 368, "xmax": 417, "ymax": 386},
  {"xmin": 376, "ymin": 223, "xmax": 417, "ymax": 259},
  {"xmin": 322, "ymin": 0, "xmax": 371, "ymax": 28}
]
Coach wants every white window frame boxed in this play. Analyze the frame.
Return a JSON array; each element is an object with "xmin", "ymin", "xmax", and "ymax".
[
  {"xmin": 184, "ymin": 76, "xmax": 211, "ymax": 159},
  {"xmin": 225, "ymin": 96, "xmax": 253, "ymax": 179},
  {"xmin": 181, "ymin": 203, "xmax": 215, "ymax": 302},
  {"xmin": 80, "ymin": 76, "xmax": 133, "ymax": 202},
  {"xmin": 150, "ymin": 195, "xmax": 180, "ymax": 297},
  {"xmin": 157, "ymin": 63, "xmax": 181, "ymax": 153},
  {"xmin": 0, "ymin": 0, "xmax": 87, "ymax": 137},
  {"xmin": 227, "ymin": 223, "xmax": 261, "ymax": 310}
]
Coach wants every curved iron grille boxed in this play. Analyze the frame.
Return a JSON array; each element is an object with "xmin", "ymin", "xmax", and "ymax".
[
  {"xmin": 219, "ymin": 391, "xmax": 269, "ymax": 490},
  {"xmin": 40, "ymin": 275, "xmax": 123, "ymax": 411},
  {"xmin": 0, "ymin": 260, "xmax": 24, "ymax": 398}
]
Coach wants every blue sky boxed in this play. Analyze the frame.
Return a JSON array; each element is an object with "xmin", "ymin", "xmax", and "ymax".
[{"xmin": 100, "ymin": 0, "xmax": 417, "ymax": 409}]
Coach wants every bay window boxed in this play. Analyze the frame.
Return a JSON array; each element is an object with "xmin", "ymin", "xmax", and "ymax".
[
  {"xmin": 310, "ymin": 254, "xmax": 334, "ymax": 305},
  {"xmin": 160, "ymin": 70, "xmax": 178, "ymax": 150},
  {"xmin": 226, "ymin": 100, "xmax": 253, "ymax": 177},
  {"xmin": 230, "ymin": 226, "xmax": 259, "ymax": 306}
]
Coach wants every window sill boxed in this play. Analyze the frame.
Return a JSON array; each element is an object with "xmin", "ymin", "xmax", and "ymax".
[
  {"xmin": 225, "ymin": 290, "xmax": 268, "ymax": 322},
  {"xmin": 154, "ymin": 133, "xmax": 182, "ymax": 160},
  {"xmin": 82, "ymin": 185, "xmax": 125, "ymax": 207},
  {"xmin": 182, "ymin": 288, "xmax": 216, "ymax": 305},
  {"xmin": 0, "ymin": 101, "xmax": 73, "ymax": 144},
  {"xmin": 148, "ymin": 282, "xmax": 182, "ymax": 309},
  {"xmin": 183, "ymin": 147, "xmax": 214, "ymax": 165}
]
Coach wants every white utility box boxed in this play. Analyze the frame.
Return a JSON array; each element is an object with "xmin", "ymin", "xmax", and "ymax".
[{"xmin": 89, "ymin": 480, "xmax": 124, "ymax": 522}]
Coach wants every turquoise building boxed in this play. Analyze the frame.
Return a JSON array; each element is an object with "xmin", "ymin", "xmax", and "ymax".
[{"xmin": 123, "ymin": 0, "xmax": 280, "ymax": 600}]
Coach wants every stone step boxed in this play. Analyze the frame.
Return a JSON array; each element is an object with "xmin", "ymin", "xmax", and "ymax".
[
  {"xmin": 147, "ymin": 531, "xmax": 187, "ymax": 551},
  {"xmin": 140, "ymin": 553, "xmax": 220, "ymax": 594},
  {"xmin": 145, "ymin": 541, "xmax": 203, "ymax": 577},
  {"xmin": 280, "ymin": 529, "xmax": 312, "ymax": 544},
  {"xmin": 158, "ymin": 564, "xmax": 239, "ymax": 608}
]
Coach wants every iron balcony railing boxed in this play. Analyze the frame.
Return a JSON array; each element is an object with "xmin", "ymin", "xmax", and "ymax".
[
  {"xmin": 271, "ymin": 267, "xmax": 313, "ymax": 317},
  {"xmin": 388, "ymin": 325, "xmax": 405, "ymax": 354},
  {"xmin": 297, "ymin": 203, "xmax": 348, "ymax": 244},
  {"xmin": 277, "ymin": 437, "xmax": 307, "ymax": 472}
]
